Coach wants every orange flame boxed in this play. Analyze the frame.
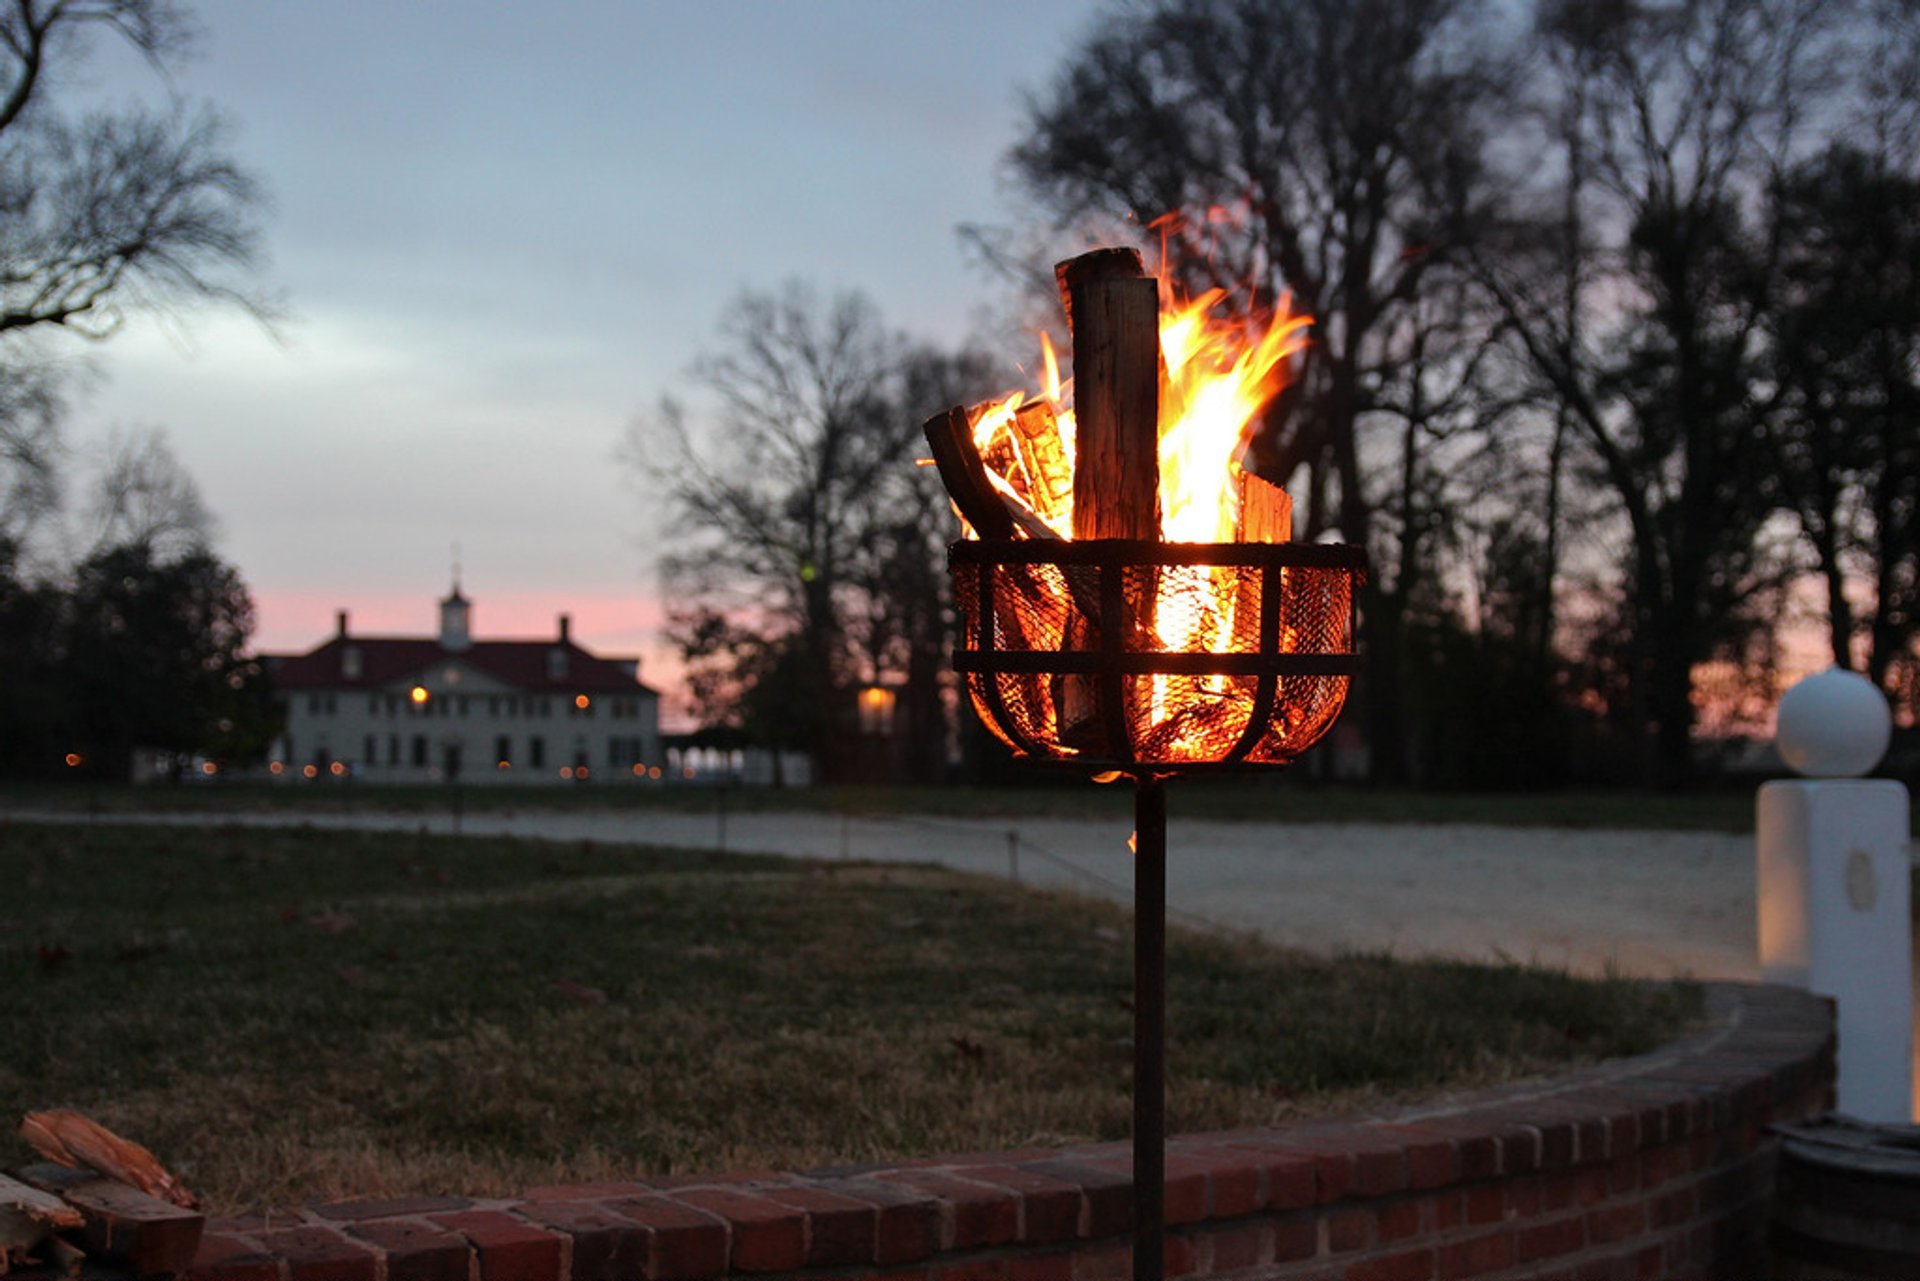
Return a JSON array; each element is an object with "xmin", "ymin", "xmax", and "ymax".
[{"xmin": 963, "ymin": 273, "xmax": 1307, "ymax": 544}]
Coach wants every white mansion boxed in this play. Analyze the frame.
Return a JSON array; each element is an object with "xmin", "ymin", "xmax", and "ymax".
[{"xmin": 265, "ymin": 584, "xmax": 662, "ymax": 784}]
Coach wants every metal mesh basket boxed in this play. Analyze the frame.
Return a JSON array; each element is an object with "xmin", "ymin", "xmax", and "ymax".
[{"xmin": 951, "ymin": 539, "xmax": 1367, "ymax": 771}]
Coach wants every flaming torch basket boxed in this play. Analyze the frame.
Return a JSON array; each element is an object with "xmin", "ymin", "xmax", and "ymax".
[
  {"xmin": 951, "ymin": 538, "xmax": 1365, "ymax": 771},
  {"xmin": 948, "ymin": 536, "xmax": 1365, "ymax": 1281}
]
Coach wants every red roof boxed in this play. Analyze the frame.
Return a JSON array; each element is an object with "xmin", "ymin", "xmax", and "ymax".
[{"xmin": 265, "ymin": 636, "xmax": 656, "ymax": 696}]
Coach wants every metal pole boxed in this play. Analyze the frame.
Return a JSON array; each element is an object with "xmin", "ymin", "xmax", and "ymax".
[
  {"xmin": 1007, "ymin": 828, "xmax": 1020, "ymax": 883},
  {"xmin": 1133, "ymin": 775, "xmax": 1166, "ymax": 1281}
]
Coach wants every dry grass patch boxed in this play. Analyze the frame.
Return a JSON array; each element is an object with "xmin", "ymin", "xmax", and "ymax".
[{"xmin": 0, "ymin": 821, "xmax": 1696, "ymax": 1212}]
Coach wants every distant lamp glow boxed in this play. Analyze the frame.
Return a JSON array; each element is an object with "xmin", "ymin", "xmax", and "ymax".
[
  {"xmin": 650, "ymin": 765, "xmax": 663, "ymax": 780},
  {"xmin": 574, "ymin": 694, "xmax": 591, "ymax": 710},
  {"xmin": 269, "ymin": 761, "xmax": 285, "ymax": 775},
  {"xmin": 63, "ymin": 752, "xmax": 81, "ymax": 768},
  {"xmin": 576, "ymin": 765, "xmax": 591, "ymax": 780},
  {"xmin": 410, "ymin": 685, "xmax": 430, "ymax": 705},
  {"xmin": 858, "ymin": 685, "xmax": 897, "ymax": 735},
  {"xmin": 302, "ymin": 764, "xmax": 319, "ymax": 779},
  {"xmin": 631, "ymin": 763, "xmax": 645, "ymax": 777},
  {"xmin": 560, "ymin": 765, "xmax": 574, "ymax": 780},
  {"xmin": 201, "ymin": 761, "xmax": 218, "ymax": 776},
  {"xmin": 498, "ymin": 760, "xmax": 511, "ymax": 771},
  {"xmin": 329, "ymin": 761, "xmax": 347, "ymax": 777}
]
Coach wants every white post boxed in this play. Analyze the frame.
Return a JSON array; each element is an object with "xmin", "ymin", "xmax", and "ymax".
[{"xmin": 1757, "ymin": 667, "xmax": 1915, "ymax": 1123}]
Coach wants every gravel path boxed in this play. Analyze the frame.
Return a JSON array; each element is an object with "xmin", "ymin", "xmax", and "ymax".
[{"xmin": 6, "ymin": 804, "xmax": 1760, "ymax": 981}]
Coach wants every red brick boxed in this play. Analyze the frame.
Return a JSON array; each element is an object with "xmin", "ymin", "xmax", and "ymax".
[
  {"xmin": 518, "ymin": 1200, "xmax": 650, "ymax": 1280},
  {"xmin": 1329, "ymin": 1208, "xmax": 1370, "ymax": 1252},
  {"xmin": 344, "ymin": 1218, "xmax": 471, "ymax": 1281},
  {"xmin": 1439, "ymin": 1231, "xmax": 1514, "ymax": 1281},
  {"xmin": 1205, "ymin": 1223, "xmax": 1266, "ymax": 1273},
  {"xmin": 604, "ymin": 1196, "xmax": 728, "ymax": 1280},
  {"xmin": 1647, "ymin": 1185, "xmax": 1697, "ymax": 1228},
  {"xmin": 1588, "ymin": 1201, "xmax": 1646, "ymax": 1244},
  {"xmin": 1274, "ymin": 1216, "xmax": 1318, "ymax": 1262},
  {"xmin": 1010, "ymin": 1253, "xmax": 1074, "ymax": 1281},
  {"xmin": 431, "ymin": 1210, "xmax": 565, "ymax": 1281},
  {"xmin": 1267, "ymin": 1132, "xmax": 1408, "ymax": 1200},
  {"xmin": 1534, "ymin": 1119, "xmax": 1577, "ymax": 1169},
  {"xmin": 521, "ymin": 1181, "xmax": 652, "ymax": 1203},
  {"xmin": 1609, "ymin": 1153, "xmax": 1641, "ymax": 1196},
  {"xmin": 1259, "ymin": 1154, "xmax": 1317, "ymax": 1210},
  {"xmin": 1374, "ymin": 1127, "xmax": 1458, "ymax": 1190},
  {"xmin": 1425, "ymin": 1194, "xmax": 1463, "ymax": 1233},
  {"xmin": 875, "ymin": 1169, "xmax": 1021, "ymax": 1249},
  {"xmin": 1516, "ymin": 1214, "xmax": 1585, "ymax": 1263},
  {"xmin": 311, "ymin": 1197, "xmax": 472, "ymax": 1222},
  {"xmin": 667, "ymin": 1189, "xmax": 802, "ymax": 1273},
  {"xmin": 934, "ymin": 1261, "xmax": 1007, "ymax": 1281},
  {"xmin": 1378, "ymin": 1200, "xmax": 1421, "ymax": 1242},
  {"xmin": 1163, "ymin": 1233, "xmax": 1197, "ymax": 1278},
  {"xmin": 1345, "ymin": 1247, "xmax": 1434, "ymax": 1281},
  {"xmin": 815, "ymin": 1180, "xmax": 941, "ymax": 1265},
  {"xmin": 759, "ymin": 1184, "xmax": 874, "ymax": 1267},
  {"xmin": 947, "ymin": 1166, "xmax": 1079, "ymax": 1244},
  {"xmin": 1464, "ymin": 1185, "xmax": 1503, "ymax": 1225},
  {"xmin": 1190, "ymin": 1152, "xmax": 1261, "ymax": 1219},
  {"xmin": 257, "ymin": 1226, "xmax": 380, "ymax": 1281},
  {"xmin": 1071, "ymin": 1242, "xmax": 1131, "ymax": 1280},
  {"xmin": 185, "ymin": 1233, "xmax": 280, "ymax": 1281}
]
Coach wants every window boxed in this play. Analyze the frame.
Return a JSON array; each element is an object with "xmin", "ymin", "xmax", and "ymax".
[
  {"xmin": 389, "ymin": 733, "xmax": 400, "ymax": 763},
  {"xmin": 307, "ymin": 694, "xmax": 322, "ymax": 715},
  {"xmin": 412, "ymin": 736, "xmax": 428, "ymax": 767},
  {"xmin": 365, "ymin": 735, "xmax": 376, "ymax": 764},
  {"xmin": 529, "ymin": 736, "xmax": 545, "ymax": 768},
  {"xmin": 495, "ymin": 735, "xmax": 511, "ymax": 764}
]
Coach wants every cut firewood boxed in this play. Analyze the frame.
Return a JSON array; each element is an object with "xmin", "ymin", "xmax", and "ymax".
[
  {"xmin": 1234, "ymin": 466, "xmax": 1293, "ymax": 543},
  {"xmin": 1, "ymin": 1172, "xmax": 85, "ymax": 1277},
  {"xmin": 14, "ymin": 1164, "xmax": 203, "ymax": 1279},
  {"xmin": 44, "ymin": 1235, "xmax": 83, "ymax": 1279},
  {"xmin": 922, "ymin": 407, "xmax": 1014, "ymax": 540},
  {"xmin": 18, "ymin": 1111, "xmax": 197, "ymax": 1210},
  {"xmin": 923, "ymin": 407, "xmax": 1061, "ymax": 542},
  {"xmin": 1011, "ymin": 400, "xmax": 1073, "ymax": 528},
  {"xmin": 1059, "ymin": 250, "xmax": 1161, "ymax": 542}
]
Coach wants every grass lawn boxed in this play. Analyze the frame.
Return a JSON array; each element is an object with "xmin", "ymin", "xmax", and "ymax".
[
  {"xmin": 1, "ymin": 777, "xmax": 1768, "ymax": 831},
  {"xmin": 0, "ymin": 820, "xmax": 1698, "ymax": 1213}
]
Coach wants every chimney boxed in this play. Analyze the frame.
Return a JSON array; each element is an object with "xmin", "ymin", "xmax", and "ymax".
[
  {"xmin": 336, "ymin": 610, "xmax": 349, "ymax": 638},
  {"xmin": 558, "ymin": 613, "xmax": 572, "ymax": 644}
]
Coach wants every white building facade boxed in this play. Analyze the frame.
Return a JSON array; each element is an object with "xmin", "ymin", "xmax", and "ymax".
[{"xmin": 266, "ymin": 586, "xmax": 662, "ymax": 785}]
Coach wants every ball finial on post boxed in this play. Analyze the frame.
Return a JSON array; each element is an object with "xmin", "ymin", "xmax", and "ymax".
[{"xmin": 1775, "ymin": 666, "xmax": 1892, "ymax": 778}]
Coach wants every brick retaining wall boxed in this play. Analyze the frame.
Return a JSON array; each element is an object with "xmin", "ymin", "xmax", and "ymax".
[{"xmin": 185, "ymin": 982, "xmax": 1833, "ymax": 1281}]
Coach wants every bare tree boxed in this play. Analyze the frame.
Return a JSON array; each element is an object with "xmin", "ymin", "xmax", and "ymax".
[
  {"xmin": 1471, "ymin": 0, "xmax": 1849, "ymax": 783},
  {"xmin": 629, "ymin": 282, "xmax": 991, "ymax": 777},
  {"xmin": 0, "ymin": 0, "xmax": 272, "ymax": 538},
  {"xmin": 83, "ymin": 422, "xmax": 211, "ymax": 556},
  {"xmin": 1007, "ymin": 0, "xmax": 1520, "ymax": 780}
]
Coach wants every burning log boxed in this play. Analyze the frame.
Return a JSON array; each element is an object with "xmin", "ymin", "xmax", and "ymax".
[
  {"xmin": 1235, "ymin": 467, "xmax": 1292, "ymax": 543},
  {"xmin": 922, "ymin": 407, "xmax": 1059, "ymax": 542},
  {"xmin": 1057, "ymin": 249, "xmax": 1161, "ymax": 542},
  {"xmin": 1011, "ymin": 400, "xmax": 1072, "ymax": 528}
]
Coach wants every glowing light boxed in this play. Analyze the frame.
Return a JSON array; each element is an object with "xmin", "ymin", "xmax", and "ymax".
[
  {"xmin": 201, "ymin": 761, "xmax": 218, "ymax": 776},
  {"xmin": 303, "ymin": 764, "xmax": 319, "ymax": 779},
  {"xmin": 858, "ymin": 686, "xmax": 896, "ymax": 734},
  {"xmin": 631, "ymin": 763, "xmax": 646, "ymax": 777},
  {"xmin": 576, "ymin": 765, "xmax": 590, "ymax": 779},
  {"xmin": 574, "ymin": 694, "xmax": 590, "ymax": 710},
  {"xmin": 329, "ymin": 761, "xmax": 346, "ymax": 777},
  {"xmin": 650, "ymin": 765, "xmax": 663, "ymax": 780},
  {"xmin": 63, "ymin": 752, "xmax": 81, "ymax": 768},
  {"xmin": 269, "ymin": 761, "xmax": 285, "ymax": 775},
  {"xmin": 498, "ymin": 760, "xmax": 511, "ymax": 770},
  {"xmin": 560, "ymin": 766, "xmax": 574, "ymax": 779},
  {"xmin": 410, "ymin": 685, "xmax": 429, "ymax": 704}
]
